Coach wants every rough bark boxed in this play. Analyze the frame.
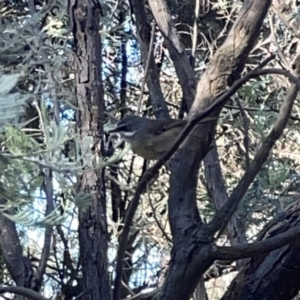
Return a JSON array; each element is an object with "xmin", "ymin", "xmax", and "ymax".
[
  {"xmin": 149, "ymin": 0, "xmax": 196, "ymax": 108},
  {"xmin": 156, "ymin": 1, "xmax": 272, "ymax": 299},
  {"xmin": 204, "ymin": 146, "xmax": 246, "ymax": 246},
  {"xmin": 69, "ymin": 0, "xmax": 110, "ymax": 299},
  {"xmin": 0, "ymin": 193, "xmax": 52, "ymax": 292},
  {"xmin": 130, "ymin": 0, "xmax": 169, "ymax": 118},
  {"xmin": 0, "ymin": 207, "xmax": 27, "ymax": 287},
  {"xmin": 221, "ymin": 199, "xmax": 300, "ymax": 300},
  {"xmin": 204, "ymin": 145, "xmax": 247, "ymax": 270}
]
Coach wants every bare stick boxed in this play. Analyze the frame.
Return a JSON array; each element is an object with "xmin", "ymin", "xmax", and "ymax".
[
  {"xmin": 137, "ymin": 22, "xmax": 156, "ymax": 115},
  {"xmin": 209, "ymin": 58, "xmax": 300, "ymax": 237}
]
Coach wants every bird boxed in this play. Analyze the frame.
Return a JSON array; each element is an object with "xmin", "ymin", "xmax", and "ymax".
[{"xmin": 109, "ymin": 115, "xmax": 215, "ymax": 160}]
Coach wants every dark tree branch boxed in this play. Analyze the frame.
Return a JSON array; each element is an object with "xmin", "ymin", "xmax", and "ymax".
[
  {"xmin": 27, "ymin": 0, "xmax": 56, "ymax": 290},
  {"xmin": 0, "ymin": 286, "xmax": 48, "ymax": 300},
  {"xmin": 0, "ymin": 207, "xmax": 25, "ymax": 286},
  {"xmin": 136, "ymin": 22, "xmax": 156, "ymax": 114},
  {"xmin": 221, "ymin": 198, "xmax": 300, "ymax": 300},
  {"xmin": 129, "ymin": 0, "xmax": 169, "ymax": 118},
  {"xmin": 235, "ymin": 97, "xmax": 250, "ymax": 171},
  {"xmin": 148, "ymin": 195, "xmax": 172, "ymax": 243},
  {"xmin": 34, "ymin": 171, "xmax": 54, "ymax": 291},
  {"xmin": 225, "ymin": 104, "xmax": 300, "ymax": 121},
  {"xmin": 208, "ymin": 61, "xmax": 300, "ymax": 237},
  {"xmin": 204, "ymin": 146, "xmax": 247, "ymax": 247},
  {"xmin": 204, "ymin": 114, "xmax": 247, "ymax": 269},
  {"xmin": 213, "ymin": 225, "xmax": 300, "ymax": 260},
  {"xmin": 149, "ymin": 0, "xmax": 196, "ymax": 108}
]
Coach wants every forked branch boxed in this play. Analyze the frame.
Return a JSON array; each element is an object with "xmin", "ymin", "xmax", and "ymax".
[{"xmin": 208, "ymin": 57, "xmax": 300, "ymax": 236}]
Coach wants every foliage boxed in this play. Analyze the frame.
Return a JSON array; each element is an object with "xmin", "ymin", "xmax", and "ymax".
[{"xmin": 0, "ymin": 0, "xmax": 300, "ymax": 299}]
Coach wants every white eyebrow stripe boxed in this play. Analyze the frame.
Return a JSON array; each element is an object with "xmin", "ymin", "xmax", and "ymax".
[{"xmin": 123, "ymin": 130, "xmax": 137, "ymax": 137}]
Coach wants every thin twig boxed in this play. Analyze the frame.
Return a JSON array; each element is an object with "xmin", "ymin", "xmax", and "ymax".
[
  {"xmin": 191, "ymin": 0, "xmax": 200, "ymax": 68},
  {"xmin": 269, "ymin": 13, "xmax": 290, "ymax": 70},
  {"xmin": 224, "ymin": 104, "xmax": 300, "ymax": 121},
  {"xmin": 148, "ymin": 195, "xmax": 172, "ymax": 243},
  {"xmin": 210, "ymin": 56, "xmax": 300, "ymax": 237},
  {"xmin": 235, "ymin": 97, "xmax": 250, "ymax": 171},
  {"xmin": 106, "ymin": 173, "xmax": 135, "ymax": 191},
  {"xmin": 137, "ymin": 23, "xmax": 156, "ymax": 114}
]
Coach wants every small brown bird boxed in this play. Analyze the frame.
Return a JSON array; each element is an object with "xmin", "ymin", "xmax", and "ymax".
[{"xmin": 110, "ymin": 115, "xmax": 215, "ymax": 160}]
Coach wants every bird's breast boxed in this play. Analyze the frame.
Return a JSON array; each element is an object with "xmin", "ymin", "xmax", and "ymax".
[{"xmin": 124, "ymin": 137, "xmax": 162, "ymax": 160}]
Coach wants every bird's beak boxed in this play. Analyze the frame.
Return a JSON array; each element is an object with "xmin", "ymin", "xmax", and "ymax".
[
  {"xmin": 109, "ymin": 128, "xmax": 120, "ymax": 134},
  {"xmin": 109, "ymin": 124, "xmax": 125, "ymax": 134}
]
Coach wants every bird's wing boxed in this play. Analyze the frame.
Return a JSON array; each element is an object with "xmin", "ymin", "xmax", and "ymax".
[
  {"xmin": 146, "ymin": 117, "xmax": 216, "ymax": 154},
  {"xmin": 154, "ymin": 119, "xmax": 186, "ymax": 135},
  {"xmin": 154, "ymin": 116, "xmax": 216, "ymax": 134},
  {"xmin": 146, "ymin": 120, "xmax": 185, "ymax": 153}
]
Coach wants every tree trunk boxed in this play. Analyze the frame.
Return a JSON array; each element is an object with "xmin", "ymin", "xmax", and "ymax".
[{"xmin": 69, "ymin": 0, "xmax": 110, "ymax": 299}]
